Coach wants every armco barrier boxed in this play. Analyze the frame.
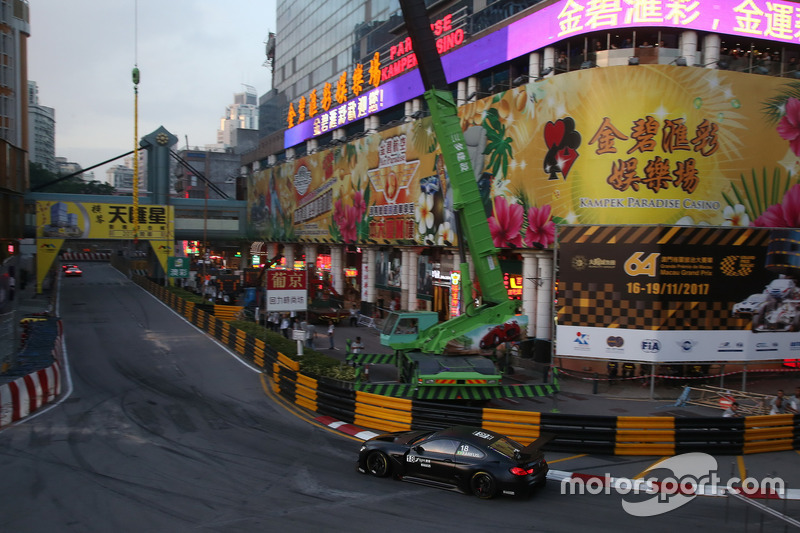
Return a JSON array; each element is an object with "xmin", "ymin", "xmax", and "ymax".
[{"xmin": 134, "ymin": 276, "xmax": 800, "ymax": 456}]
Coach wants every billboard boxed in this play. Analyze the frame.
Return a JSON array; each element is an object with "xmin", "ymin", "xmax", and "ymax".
[
  {"xmin": 556, "ymin": 225, "xmax": 800, "ymax": 362},
  {"xmin": 249, "ymin": 65, "xmax": 800, "ymax": 249}
]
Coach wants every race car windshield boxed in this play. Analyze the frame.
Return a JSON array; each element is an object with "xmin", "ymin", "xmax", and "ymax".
[
  {"xmin": 488, "ymin": 437, "xmax": 522, "ymax": 459},
  {"xmin": 408, "ymin": 431, "xmax": 435, "ymax": 445}
]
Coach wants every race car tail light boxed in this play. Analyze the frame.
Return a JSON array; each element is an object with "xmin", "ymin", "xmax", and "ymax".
[{"xmin": 510, "ymin": 466, "xmax": 534, "ymax": 476}]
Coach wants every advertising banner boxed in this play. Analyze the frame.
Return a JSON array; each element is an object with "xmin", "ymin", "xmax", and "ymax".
[
  {"xmin": 265, "ymin": 269, "xmax": 307, "ymax": 312},
  {"xmin": 249, "ymin": 65, "xmax": 800, "ymax": 249},
  {"xmin": 556, "ymin": 225, "xmax": 800, "ymax": 362}
]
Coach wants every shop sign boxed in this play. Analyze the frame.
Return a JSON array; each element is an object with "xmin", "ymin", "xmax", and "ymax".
[{"xmin": 450, "ymin": 270, "xmax": 461, "ymax": 318}]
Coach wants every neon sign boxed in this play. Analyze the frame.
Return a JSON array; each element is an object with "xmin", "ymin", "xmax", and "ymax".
[
  {"xmin": 504, "ymin": 273, "xmax": 522, "ymax": 300},
  {"xmin": 450, "ymin": 270, "xmax": 461, "ymax": 318}
]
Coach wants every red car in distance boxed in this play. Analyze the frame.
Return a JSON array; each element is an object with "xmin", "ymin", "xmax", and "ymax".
[{"xmin": 64, "ymin": 265, "xmax": 82, "ymax": 277}]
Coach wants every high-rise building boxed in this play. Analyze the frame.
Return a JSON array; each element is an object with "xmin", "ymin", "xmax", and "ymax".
[
  {"xmin": 27, "ymin": 81, "xmax": 55, "ymax": 173},
  {"xmin": 217, "ymin": 86, "xmax": 259, "ymax": 149},
  {"xmin": 0, "ymin": 0, "xmax": 30, "ymax": 268}
]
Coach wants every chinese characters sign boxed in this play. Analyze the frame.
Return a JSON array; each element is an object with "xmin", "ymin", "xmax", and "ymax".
[
  {"xmin": 266, "ymin": 269, "xmax": 307, "ymax": 312},
  {"xmin": 36, "ymin": 201, "xmax": 173, "ymax": 240}
]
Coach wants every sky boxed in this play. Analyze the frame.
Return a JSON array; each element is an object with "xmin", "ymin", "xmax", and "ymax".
[{"xmin": 28, "ymin": 0, "xmax": 277, "ymax": 182}]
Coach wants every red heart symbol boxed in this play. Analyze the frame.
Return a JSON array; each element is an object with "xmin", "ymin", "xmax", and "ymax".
[
  {"xmin": 559, "ymin": 147, "xmax": 578, "ymax": 178},
  {"xmin": 545, "ymin": 120, "xmax": 565, "ymax": 148}
]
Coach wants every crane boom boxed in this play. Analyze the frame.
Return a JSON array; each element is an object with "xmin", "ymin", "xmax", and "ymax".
[{"xmin": 390, "ymin": 0, "xmax": 519, "ymax": 354}]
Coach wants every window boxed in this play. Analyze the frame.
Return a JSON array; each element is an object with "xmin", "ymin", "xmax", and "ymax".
[{"xmin": 420, "ymin": 439, "xmax": 459, "ymax": 455}]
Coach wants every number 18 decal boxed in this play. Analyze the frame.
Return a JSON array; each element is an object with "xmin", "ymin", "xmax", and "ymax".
[{"xmin": 624, "ymin": 252, "xmax": 660, "ymax": 277}]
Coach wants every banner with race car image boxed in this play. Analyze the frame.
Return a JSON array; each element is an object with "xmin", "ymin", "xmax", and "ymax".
[{"xmin": 555, "ymin": 225, "xmax": 800, "ymax": 362}]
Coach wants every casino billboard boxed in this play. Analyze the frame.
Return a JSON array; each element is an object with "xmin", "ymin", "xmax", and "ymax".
[{"xmin": 555, "ymin": 225, "xmax": 800, "ymax": 362}]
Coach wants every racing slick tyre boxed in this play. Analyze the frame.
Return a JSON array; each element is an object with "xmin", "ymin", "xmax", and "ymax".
[
  {"xmin": 470, "ymin": 471, "xmax": 497, "ymax": 499},
  {"xmin": 366, "ymin": 451, "xmax": 390, "ymax": 477}
]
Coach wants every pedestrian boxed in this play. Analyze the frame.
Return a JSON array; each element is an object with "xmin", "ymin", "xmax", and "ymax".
[
  {"xmin": 349, "ymin": 303, "xmax": 359, "ymax": 327},
  {"xmin": 770, "ymin": 389, "xmax": 788, "ymax": 414},
  {"xmin": 351, "ymin": 336, "xmax": 364, "ymax": 354},
  {"xmin": 306, "ymin": 322, "xmax": 316, "ymax": 349},
  {"xmin": 788, "ymin": 386, "xmax": 800, "ymax": 414},
  {"xmin": 280, "ymin": 314, "xmax": 290, "ymax": 338},
  {"xmin": 622, "ymin": 362, "xmax": 635, "ymax": 379},
  {"xmin": 723, "ymin": 401, "xmax": 741, "ymax": 418},
  {"xmin": 327, "ymin": 320, "xmax": 336, "ymax": 349}
]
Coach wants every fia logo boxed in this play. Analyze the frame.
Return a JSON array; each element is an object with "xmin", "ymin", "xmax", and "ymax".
[{"xmin": 641, "ymin": 339, "xmax": 661, "ymax": 353}]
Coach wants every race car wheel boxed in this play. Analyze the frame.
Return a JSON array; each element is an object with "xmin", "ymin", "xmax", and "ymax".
[
  {"xmin": 470, "ymin": 471, "xmax": 497, "ymax": 499},
  {"xmin": 366, "ymin": 451, "xmax": 390, "ymax": 477}
]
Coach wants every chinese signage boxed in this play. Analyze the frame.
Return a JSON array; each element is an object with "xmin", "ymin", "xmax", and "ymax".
[
  {"xmin": 287, "ymin": 0, "xmax": 800, "ymax": 147},
  {"xmin": 254, "ymin": 63, "xmax": 800, "ymax": 247},
  {"xmin": 167, "ymin": 257, "xmax": 190, "ymax": 278},
  {"xmin": 36, "ymin": 201, "xmax": 172, "ymax": 240},
  {"xmin": 284, "ymin": 9, "xmax": 467, "ymax": 143},
  {"xmin": 266, "ymin": 269, "xmax": 307, "ymax": 312},
  {"xmin": 556, "ymin": 226, "xmax": 800, "ymax": 362}
]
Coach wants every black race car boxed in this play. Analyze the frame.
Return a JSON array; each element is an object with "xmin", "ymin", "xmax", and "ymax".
[{"xmin": 357, "ymin": 425, "xmax": 549, "ymax": 499}]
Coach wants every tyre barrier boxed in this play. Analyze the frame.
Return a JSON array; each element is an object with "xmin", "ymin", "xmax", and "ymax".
[{"xmin": 135, "ymin": 276, "xmax": 800, "ymax": 456}]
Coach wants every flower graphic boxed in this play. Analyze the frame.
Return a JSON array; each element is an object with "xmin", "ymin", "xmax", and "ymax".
[
  {"xmin": 752, "ymin": 183, "xmax": 800, "ymax": 227},
  {"xmin": 488, "ymin": 196, "xmax": 523, "ymax": 248},
  {"xmin": 436, "ymin": 220, "xmax": 454, "ymax": 246},
  {"xmin": 524, "ymin": 204, "xmax": 556, "ymax": 248},
  {"xmin": 777, "ymin": 97, "xmax": 800, "ymax": 157},
  {"xmin": 722, "ymin": 204, "xmax": 750, "ymax": 226},
  {"xmin": 416, "ymin": 192, "xmax": 434, "ymax": 236}
]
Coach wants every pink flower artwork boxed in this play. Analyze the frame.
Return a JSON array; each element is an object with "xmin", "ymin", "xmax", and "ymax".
[
  {"xmin": 777, "ymin": 97, "xmax": 800, "ymax": 157},
  {"xmin": 524, "ymin": 204, "xmax": 556, "ymax": 248},
  {"xmin": 752, "ymin": 183, "xmax": 800, "ymax": 228},
  {"xmin": 488, "ymin": 196, "xmax": 523, "ymax": 248}
]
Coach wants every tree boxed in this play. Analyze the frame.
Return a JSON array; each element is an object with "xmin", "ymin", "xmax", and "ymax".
[{"xmin": 29, "ymin": 162, "xmax": 116, "ymax": 195}]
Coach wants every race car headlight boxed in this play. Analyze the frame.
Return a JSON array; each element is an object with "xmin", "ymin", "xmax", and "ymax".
[{"xmin": 359, "ymin": 446, "xmax": 366, "ymax": 452}]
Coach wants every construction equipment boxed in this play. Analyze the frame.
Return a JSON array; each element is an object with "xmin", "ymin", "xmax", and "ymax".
[{"xmin": 349, "ymin": 0, "xmax": 554, "ymax": 401}]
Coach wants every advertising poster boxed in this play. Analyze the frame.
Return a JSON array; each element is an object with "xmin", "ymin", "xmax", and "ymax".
[
  {"xmin": 248, "ymin": 65, "xmax": 800, "ymax": 250},
  {"xmin": 556, "ymin": 225, "xmax": 800, "ymax": 362}
]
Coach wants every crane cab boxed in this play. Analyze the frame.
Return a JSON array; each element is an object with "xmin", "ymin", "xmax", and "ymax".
[{"xmin": 380, "ymin": 311, "xmax": 439, "ymax": 347}]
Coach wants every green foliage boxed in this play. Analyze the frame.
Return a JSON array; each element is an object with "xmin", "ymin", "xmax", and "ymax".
[
  {"xmin": 762, "ymin": 82, "xmax": 800, "ymax": 125},
  {"xmin": 722, "ymin": 167, "xmax": 799, "ymax": 222},
  {"xmin": 29, "ymin": 162, "xmax": 117, "ymax": 195},
  {"xmin": 482, "ymin": 108, "xmax": 513, "ymax": 179},
  {"xmin": 226, "ymin": 319, "xmax": 357, "ymax": 381},
  {"xmin": 164, "ymin": 285, "xmax": 206, "ymax": 304}
]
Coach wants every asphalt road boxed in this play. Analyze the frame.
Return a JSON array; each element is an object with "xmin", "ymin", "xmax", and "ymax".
[{"xmin": 0, "ymin": 264, "xmax": 798, "ymax": 532}]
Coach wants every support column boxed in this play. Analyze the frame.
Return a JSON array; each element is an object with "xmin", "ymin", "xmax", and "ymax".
[
  {"xmin": 364, "ymin": 247, "xmax": 376, "ymax": 307},
  {"xmin": 330, "ymin": 244, "xmax": 344, "ymax": 296},
  {"xmin": 404, "ymin": 249, "xmax": 418, "ymax": 311},
  {"xmin": 528, "ymin": 52, "xmax": 542, "ymax": 79},
  {"xmin": 457, "ymin": 79, "xmax": 467, "ymax": 106},
  {"xmin": 521, "ymin": 251, "xmax": 539, "ymax": 335},
  {"xmin": 680, "ymin": 30, "xmax": 698, "ymax": 67},
  {"xmin": 534, "ymin": 251, "xmax": 554, "ymax": 340},
  {"xmin": 467, "ymin": 76, "xmax": 479, "ymax": 101},
  {"xmin": 304, "ymin": 244, "xmax": 317, "ymax": 269},
  {"xmin": 702, "ymin": 33, "xmax": 721, "ymax": 68},
  {"xmin": 542, "ymin": 47, "xmax": 556, "ymax": 71},
  {"xmin": 283, "ymin": 244, "xmax": 295, "ymax": 269}
]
